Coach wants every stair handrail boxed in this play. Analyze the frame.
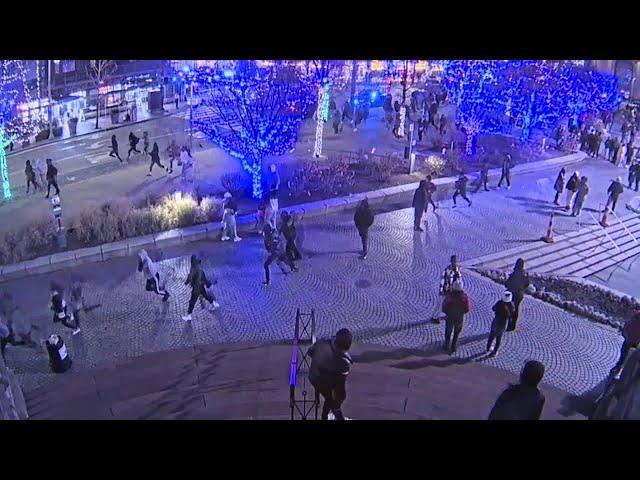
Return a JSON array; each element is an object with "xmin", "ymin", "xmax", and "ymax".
[
  {"xmin": 590, "ymin": 207, "xmax": 621, "ymax": 253},
  {"xmin": 609, "ymin": 209, "xmax": 639, "ymax": 245}
]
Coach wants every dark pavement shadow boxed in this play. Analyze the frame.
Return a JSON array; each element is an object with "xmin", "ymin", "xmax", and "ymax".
[
  {"xmin": 392, "ymin": 350, "xmax": 486, "ymax": 370},
  {"xmin": 557, "ymin": 376, "xmax": 610, "ymax": 418},
  {"xmin": 507, "ymin": 195, "xmax": 551, "ymax": 205}
]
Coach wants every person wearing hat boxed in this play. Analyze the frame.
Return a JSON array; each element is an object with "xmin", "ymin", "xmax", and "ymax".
[
  {"xmin": 488, "ymin": 360, "xmax": 546, "ymax": 420},
  {"xmin": 487, "ymin": 291, "xmax": 515, "ymax": 356},
  {"xmin": 307, "ymin": 328, "xmax": 354, "ymax": 421},
  {"xmin": 441, "ymin": 280, "xmax": 471, "ymax": 355},
  {"xmin": 497, "ymin": 154, "xmax": 513, "ymax": 189},
  {"xmin": 221, "ymin": 192, "xmax": 241, "ymax": 242},
  {"xmin": 605, "ymin": 177, "xmax": 625, "ymax": 213}
]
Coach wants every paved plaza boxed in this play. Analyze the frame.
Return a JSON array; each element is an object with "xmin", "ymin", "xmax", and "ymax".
[{"xmin": 1, "ymin": 159, "xmax": 631, "ymax": 398}]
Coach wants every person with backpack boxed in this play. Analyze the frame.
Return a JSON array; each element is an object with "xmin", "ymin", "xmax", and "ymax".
[
  {"xmin": 486, "ymin": 291, "xmax": 515, "ymax": 356},
  {"xmin": 44, "ymin": 158, "xmax": 60, "ymax": 199},
  {"xmin": 137, "ymin": 249, "xmax": 170, "ymax": 302},
  {"xmin": 488, "ymin": 360, "xmax": 546, "ymax": 420},
  {"xmin": 354, "ymin": 199, "xmax": 374, "ymax": 259},
  {"xmin": 147, "ymin": 142, "xmax": 166, "ymax": 176},
  {"xmin": 412, "ymin": 180, "xmax": 428, "ymax": 232},
  {"xmin": 108, "ymin": 134, "xmax": 123, "ymax": 162},
  {"xmin": 127, "ymin": 131, "xmax": 141, "ymax": 159},
  {"xmin": 564, "ymin": 170, "xmax": 580, "ymax": 212},
  {"xmin": 452, "ymin": 173, "xmax": 472, "ymax": 208},
  {"xmin": 25, "ymin": 160, "xmax": 39, "ymax": 194},
  {"xmin": 441, "ymin": 280, "xmax": 471, "ymax": 355},
  {"xmin": 504, "ymin": 258, "xmax": 530, "ymax": 331},
  {"xmin": 182, "ymin": 254, "xmax": 218, "ymax": 322},
  {"xmin": 552, "ymin": 167, "xmax": 565, "ymax": 206},
  {"xmin": 307, "ymin": 328, "xmax": 354, "ymax": 421},
  {"xmin": 263, "ymin": 224, "xmax": 297, "ymax": 286}
]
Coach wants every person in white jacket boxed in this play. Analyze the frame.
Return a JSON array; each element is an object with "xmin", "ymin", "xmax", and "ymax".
[
  {"xmin": 221, "ymin": 192, "xmax": 241, "ymax": 242},
  {"xmin": 137, "ymin": 249, "xmax": 170, "ymax": 302},
  {"xmin": 265, "ymin": 189, "xmax": 279, "ymax": 231}
]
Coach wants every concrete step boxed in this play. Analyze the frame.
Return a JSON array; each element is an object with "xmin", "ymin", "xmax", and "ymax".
[{"xmin": 570, "ymin": 243, "xmax": 640, "ymax": 278}]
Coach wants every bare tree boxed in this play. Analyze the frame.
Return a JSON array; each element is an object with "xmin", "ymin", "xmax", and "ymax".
[{"xmin": 86, "ymin": 60, "xmax": 117, "ymax": 129}]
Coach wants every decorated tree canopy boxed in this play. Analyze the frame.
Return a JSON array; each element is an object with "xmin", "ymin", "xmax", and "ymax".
[{"xmin": 189, "ymin": 62, "xmax": 315, "ymax": 198}]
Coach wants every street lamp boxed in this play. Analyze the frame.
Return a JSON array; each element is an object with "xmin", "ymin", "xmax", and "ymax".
[{"xmin": 47, "ymin": 60, "xmax": 60, "ymax": 139}]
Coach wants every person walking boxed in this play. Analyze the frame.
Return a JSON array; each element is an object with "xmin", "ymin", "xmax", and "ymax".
[
  {"xmin": 474, "ymin": 160, "xmax": 490, "ymax": 193},
  {"xmin": 44, "ymin": 158, "xmax": 60, "ymax": 199},
  {"xmin": 610, "ymin": 312, "xmax": 640, "ymax": 375},
  {"xmin": 488, "ymin": 360, "xmax": 546, "ymax": 420},
  {"xmin": 307, "ymin": 328, "xmax": 353, "ymax": 421},
  {"xmin": 267, "ymin": 163, "xmax": 280, "ymax": 192},
  {"xmin": 497, "ymin": 154, "xmax": 513, "ymax": 189},
  {"xmin": 69, "ymin": 280, "xmax": 85, "ymax": 333},
  {"xmin": 439, "ymin": 114, "xmax": 447, "ymax": 135},
  {"xmin": 605, "ymin": 177, "xmax": 624, "ymax": 213},
  {"xmin": 221, "ymin": 192, "xmax": 241, "ymax": 242},
  {"xmin": 25, "ymin": 160, "xmax": 39, "ymax": 194},
  {"xmin": 504, "ymin": 258, "xmax": 530, "ymax": 331},
  {"xmin": 49, "ymin": 282, "xmax": 80, "ymax": 335},
  {"xmin": 354, "ymin": 199, "xmax": 374, "ymax": 259},
  {"xmin": 571, "ymin": 176, "xmax": 589, "ymax": 217},
  {"xmin": 182, "ymin": 255, "xmax": 218, "ymax": 322},
  {"xmin": 552, "ymin": 167, "xmax": 565, "ymax": 205},
  {"xmin": 280, "ymin": 211, "xmax": 302, "ymax": 263},
  {"xmin": 432, "ymin": 255, "xmax": 464, "ymax": 325},
  {"xmin": 452, "ymin": 173, "xmax": 472, "ymax": 208},
  {"xmin": 486, "ymin": 291, "xmax": 515, "ymax": 356},
  {"xmin": 137, "ymin": 249, "xmax": 170, "ymax": 302},
  {"xmin": 332, "ymin": 108, "xmax": 341, "ymax": 134},
  {"xmin": 628, "ymin": 161, "xmax": 640, "ymax": 192},
  {"xmin": 142, "ymin": 131, "xmax": 150, "ymax": 156},
  {"xmin": 108, "ymin": 134, "xmax": 123, "ymax": 162},
  {"xmin": 265, "ymin": 189, "xmax": 279, "ymax": 231},
  {"xmin": 147, "ymin": 142, "xmax": 166, "ymax": 176},
  {"xmin": 564, "ymin": 171, "xmax": 580, "ymax": 212},
  {"xmin": 165, "ymin": 139, "xmax": 180, "ymax": 174},
  {"xmin": 441, "ymin": 280, "xmax": 471, "ymax": 355},
  {"xmin": 127, "ymin": 131, "xmax": 141, "ymax": 159},
  {"xmin": 263, "ymin": 224, "xmax": 297, "ymax": 286},
  {"xmin": 425, "ymin": 175, "xmax": 437, "ymax": 212},
  {"xmin": 428, "ymin": 101, "xmax": 438, "ymax": 129},
  {"xmin": 180, "ymin": 146, "xmax": 193, "ymax": 182},
  {"xmin": 35, "ymin": 158, "xmax": 47, "ymax": 188},
  {"xmin": 412, "ymin": 180, "xmax": 428, "ymax": 231}
]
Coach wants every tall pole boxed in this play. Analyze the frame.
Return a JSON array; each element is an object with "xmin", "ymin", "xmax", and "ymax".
[
  {"xmin": 48, "ymin": 60, "xmax": 53, "ymax": 139},
  {"xmin": 350, "ymin": 59, "xmax": 357, "ymax": 128},
  {"xmin": 189, "ymin": 81, "xmax": 193, "ymax": 150}
]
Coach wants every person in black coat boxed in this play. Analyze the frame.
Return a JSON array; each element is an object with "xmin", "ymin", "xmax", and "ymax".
[
  {"xmin": 147, "ymin": 142, "xmax": 166, "ymax": 176},
  {"xmin": 497, "ymin": 154, "xmax": 513, "ymax": 189},
  {"xmin": 412, "ymin": 180, "xmax": 428, "ymax": 232},
  {"xmin": 605, "ymin": 177, "xmax": 624, "ymax": 213},
  {"xmin": 25, "ymin": 160, "xmax": 39, "ymax": 194},
  {"xmin": 109, "ymin": 134, "xmax": 123, "ymax": 162},
  {"xmin": 453, "ymin": 173, "xmax": 472, "ymax": 207},
  {"xmin": 504, "ymin": 258, "xmax": 530, "ymax": 331},
  {"xmin": 44, "ymin": 158, "xmax": 60, "ymax": 198},
  {"xmin": 474, "ymin": 160, "xmax": 490, "ymax": 193},
  {"xmin": 552, "ymin": 167, "xmax": 565, "ymax": 205},
  {"xmin": 49, "ymin": 282, "xmax": 80, "ymax": 334},
  {"xmin": 263, "ymin": 224, "xmax": 297, "ymax": 286},
  {"xmin": 181, "ymin": 255, "xmax": 216, "ymax": 322},
  {"xmin": 487, "ymin": 291, "xmax": 515, "ymax": 356},
  {"xmin": 425, "ymin": 175, "xmax": 437, "ymax": 212},
  {"xmin": 354, "ymin": 199, "xmax": 374, "ymax": 259},
  {"xmin": 488, "ymin": 360, "xmax": 546, "ymax": 420},
  {"xmin": 127, "ymin": 131, "xmax": 141, "ymax": 159},
  {"xmin": 628, "ymin": 162, "xmax": 640, "ymax": 192},
  {"xmin": 279, "ymin": 211, "xmax": 302, "ymax": 263}
]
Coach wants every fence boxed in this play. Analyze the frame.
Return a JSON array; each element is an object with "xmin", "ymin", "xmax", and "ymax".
[{"xmin": 288, "ymin": 308, "xmax": 318, "ymax": 420}]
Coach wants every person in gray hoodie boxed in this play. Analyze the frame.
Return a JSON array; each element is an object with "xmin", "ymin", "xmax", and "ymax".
[{"xmin": 137, "ymin": 249, "xmax": 170, "ymax": 302}]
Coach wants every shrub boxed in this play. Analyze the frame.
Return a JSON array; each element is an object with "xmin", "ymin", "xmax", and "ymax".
[
  {"xmin": 372, "ymin": 154, "xmax": 397, "ymax": 183},
  {"xmin": 153, "ymin": 194, "xmax": 199, "ymax": 230},
  {"xmin": 287, "ymin": 168, "xmax": 311, "ymax": 198},
  {"xmin": 221, "ymin": 172, "xmax": 247, "ymax": 197}
]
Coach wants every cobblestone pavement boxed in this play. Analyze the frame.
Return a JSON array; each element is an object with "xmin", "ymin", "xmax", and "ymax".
[{"xmin": 1, "ymin": 160, "xmax": 628, "ymax": 396}]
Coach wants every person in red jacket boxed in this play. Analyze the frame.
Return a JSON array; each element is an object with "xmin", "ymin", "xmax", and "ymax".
[
  {"xmin": 442, "ymin": 280, "xmax": 471, "ymax": 354},
  {"xmin": 611, "ymin": 312, "xmax": 640, "ymax": 375}
]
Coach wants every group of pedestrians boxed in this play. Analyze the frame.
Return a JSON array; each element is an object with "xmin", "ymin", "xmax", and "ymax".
[{"xmin": 23, "ymin": 158, "xmax": 60, "ymax": 198}]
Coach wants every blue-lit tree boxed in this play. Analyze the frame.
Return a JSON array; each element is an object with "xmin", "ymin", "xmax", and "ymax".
[{"xmin": 190, "ymin": 62, "xmax": 315, "ymax": 199}]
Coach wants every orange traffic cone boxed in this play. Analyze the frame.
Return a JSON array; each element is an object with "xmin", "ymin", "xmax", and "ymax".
[
  {"xmin": 541, "ymin": 212, "xmax": 555, "ymax": 243},
  {"xmin": 599, "ymin": 207, "xmax": 610, "ymax": 228}
]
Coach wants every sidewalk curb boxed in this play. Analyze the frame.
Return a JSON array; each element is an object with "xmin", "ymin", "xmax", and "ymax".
[
  {"xmin": 6, "ymin": 109, "xmax": 183, "ymax": 157},
  {"xmin": 0, "ymin": 152, "xmax": 586, "ymax": 283}
]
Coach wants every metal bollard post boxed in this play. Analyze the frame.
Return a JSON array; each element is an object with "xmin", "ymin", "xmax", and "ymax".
[{"xmin": 51, "ymin": 195, "xmax": 66, "ymax": 250}]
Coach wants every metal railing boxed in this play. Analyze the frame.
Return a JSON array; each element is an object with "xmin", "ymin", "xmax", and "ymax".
[
  {"xmin": 288, "ymin": 308, "xmax": 318, "ymax": 420},
  {"xmin": 588, "ymin": 209, "xmax": 620, "ymax": 253}
]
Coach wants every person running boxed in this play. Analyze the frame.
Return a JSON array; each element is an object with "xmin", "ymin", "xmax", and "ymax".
[
  {"xmin": 221, "ymin": 192, "xmax": 241, "ymax": 242},
  {"xmin": 180, "ymin": 146, "xmax": 194, "ymax": 182},
  {"xmin": 165, "ymin": 139, "xmax": 180, "ymax": 174},
  {"xmin": 49, "ymin": 282, "xmax": 80, "ymax": 335},
  {"xmin": 486, "ymin": 291, "xmax": 515, "ymax": 356},
  {"xmin": 425, "ymin": 175, "xmax": 437, "ymax": 212},
  {"xmin": 182, "ymin": 255, "xmax": 218, "ymax": 322},
  {"xmin": 442, "ymin": 280, "xmax": 471, "ymax": 355},
  {"xmin": 552, "ymin": 167, "xmax": 565, "ymax": 205},
  {"xmin": 307, "ymin": 328, "xmax": 353, "ymax": 421},
  {"xmin": 127, "ymin": 131, "xmax": 141, "ymax": 159},
  {"xmin": 147, "ymin": 142, "xmax": 166, "ymax": 176},
  {"xmin": 488, "ymin": 360, "xmax": 546, "ymax": 420},
  {"xmin": 610, "ymin": 312, "xmax": 640, "ymax": 375},
  {"xmin": 564, "ymin": 171, "xmax": 580, "ymax": 212},
  {"xmin": 44, "ymin": 158, "xmax": 60, "ymax": 199},
  {"xmin": 35, "ymin": 158, "xmax": 47, "ymax": 188},
  {"xmin": 474, "ymin": 160, "xmax": 490, "ymax": 193},
  {"xmin": 25, "ymin": 160, "xmax": 39, "ymax": 194},
  {"xmin": 452, "ymin": 173, "xmax": 472, "ymax": 207},
  {"xmin": 354, "ymin": 199, "xmax": 374, "ymax": 259},
  {"xmin": 263, "ymin": 224, "xmax": 297, "ymax": 286},
  {"xmin": 137, "ymin": 249, "xmax": 170, "ymax": 302},
  {"xmin": 497, "ymin": 154, "xmax": 513, "ymax": 189},
  {"xmin": 142, "ymin": 131, "xmax": 150, "ymax": 156},
  {"xmin": 108, "ymin": 134, "xmax": 123, "ymax": 162},
  {"xmin": 605, "ymin": 177, "xmax": 624, "ymax": 213},
  {"xmin": 280, "ymin": 211, "xmax": 302, "ymax": 263},
  {"xmin": 412, "ymin": 180, "xmax": 428, "ymax": 231},
  {"xmin": 504, "ymin": 258, "xmax": 530, "ymax": 331},
  {"xmin": 571, "ymin": 176, "xmax": 589, "ymax": 217}
]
